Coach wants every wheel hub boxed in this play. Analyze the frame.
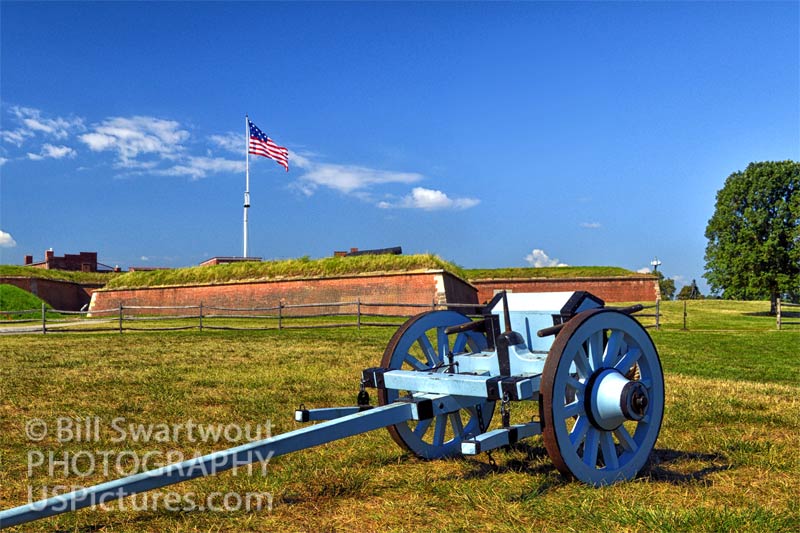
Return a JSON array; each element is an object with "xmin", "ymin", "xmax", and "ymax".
[
  {"xmin": 585, "ymin": 369, "xmax": 650, "ymax": 431},
  {"xmin": 621, "ymin": 381, "xmax": 649, "ymax": 421}
]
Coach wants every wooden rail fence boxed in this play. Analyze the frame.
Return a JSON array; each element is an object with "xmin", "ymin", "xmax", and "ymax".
[
  {"xmin": 777, "ymin": 298, "xmax": 800, "ymax": 330},
  {"xmin": 0, "ymin": 300, "xmax": 481, "ymax": 334},
  {"xmin": 0, "ymin": 299, "xmax": 661, "ymax": 335}
]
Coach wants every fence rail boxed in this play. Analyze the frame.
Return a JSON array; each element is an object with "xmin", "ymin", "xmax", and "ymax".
[
  {"xmin": 0, "ymin": 299, "xmax": 482, "ymax": 334},
  {"xmin": 777, "ymin": 298, "xmax": 800, "ymax": 330},
  {"xmin": 1, "ymin": 299, "xmax": 659, "ymax": 335},
  {"xmin": 630, "ymin": 299, "xmax": 660, "ymax": 330}
]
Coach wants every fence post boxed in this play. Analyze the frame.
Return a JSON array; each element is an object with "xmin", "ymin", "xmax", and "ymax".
[
  {"xmin": 118, "ymin": 303, "xmax": 123, "ymax": 334},
  {"xmin": 278, "ymin": 301, "xmax": 283, "ymax": 330},
  {"xmin": 199, "ymin": 302, "xmax": 203, "ymax": 332},
  {"xmin": 357, "ymin": 298, "xmax": 361, "ymax": 330},
  {"xmin": 655, "ymin": 298, "xmax": 661, "ymax": 331},
  {"xmin": 777, "ymin": 297, "xmax": 781, "ymax": 330},
  {"xmin": 41, "ymin": 303, "xmax": 46, "ymax": 335},
  {"xmin": 682, "ymin": 300, "xmax": 687, "ymax": 331}
]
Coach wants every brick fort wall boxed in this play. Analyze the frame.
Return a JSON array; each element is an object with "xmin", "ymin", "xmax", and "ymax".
[
  {"xmin": 6, "ymin": 271, "xmax": 659, "ymax": 315},
  {"xmin": 1, "ymin": 276, "xmax": 104, "ymax": 311},
  {"xmin": 89, "ymin": 270, "xmax": 479, "ymax": 316},
  {"xmin": 471, "ymin": 276, "xmax": 659, "ymax": 304}
]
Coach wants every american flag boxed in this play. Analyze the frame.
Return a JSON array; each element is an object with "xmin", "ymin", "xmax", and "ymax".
[{"xmin": 248, "ymin": 119, "xmax": 289, "ymax": 171}]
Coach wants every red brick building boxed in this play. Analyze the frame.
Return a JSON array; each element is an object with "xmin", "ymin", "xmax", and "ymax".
[{"xmin": 24, "ymin": 249, "xmax": 99, "ymax": 272}]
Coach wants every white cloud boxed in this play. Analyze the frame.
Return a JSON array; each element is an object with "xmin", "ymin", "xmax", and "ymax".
[
  {"xmin": 209, "ymin": 132, "xmax": 242, "ymax": 154},
  {"xmin": 580, "ymin": 221, "xmax": 602, "ymax": 229},
  {"xmin": 13, "ymin": 106, "xmax": 83, "ymax": 139},
  {"xmin": 290, "ymin": 152, "xmax": 313, "ymax": 169},
  {"xmin": 73, "ymin": 116, "xmax": 244, "ymax": 180},
  {"xmin": 637, "ymin": 267, "xmax": 652, "ymax": 274},
  {"xmin": 298, "ymin": 162, "xmax": 422, "ymax": 195},
  {"xmin": 525, "ymin": 249, "xmax": 568, "ymax": 267},
  {"xmin": 290, "ymin": 151, "xmax": 481, "ymax": 211},
  {"xmin": 2, "ymin": 106, "xmax": 84, "ymax": 146},
  {"xmin": 158, "ymin": 156, "xmax": 244, "ymax": 180},
  {"xmin": 79, "ymin": 116, "xmax": 189, "ymax": 166},
  {"xmin": 0, "ymin": 128, "xmax": 32, "ymax": 146},
  {"xmin": 27, "ymin": 143, "xmax": 77, "ymax": 161},
  {"xmin": 2, "ymin": 106, "xmax": 480, "ymax": 208},
  {"xmin": 79, "ymin": 132, "xmax": 115, "ymax": 152},
  {"xmin": 0, "ymin": 230, "xmax": 17, "ymax": 248},
  {"xmin": 0, "ymin": 157, "xmax": 7, "ymax": 166},
  {"xmin": 379, "ymin": 187, "xmax": 480, "ymax": 211}
]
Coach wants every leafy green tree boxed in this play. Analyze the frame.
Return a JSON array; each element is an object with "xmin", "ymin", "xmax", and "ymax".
[
  {"xmin": 704, "ymin": 161, "xmax": 800, "ymax": 313},
  {"xmin": 655, "ymin": 271, "xmax": 676, "ymax": 300}
]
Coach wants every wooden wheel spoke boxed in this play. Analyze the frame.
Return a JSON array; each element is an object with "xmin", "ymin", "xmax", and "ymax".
[
  {"xmin": 614, "ymin": 347, "xmax": 641, "ymax": 375},
  {"xmin": 569, "ymin": 416, "xmax": 590, "ymax": 450},
  {"xmin": 600, "ymin": 431, "xmax": 619, "ymax": 470},
  {"xmin": 403, "ymin": 353, "xmax": 428, "ymax": 371},
  {"xmin": 589, "ymin": 330, "xmax": 604, "ymax": 370},
  {"xmin": 566, "ymin": 375, "xmax": 585, "ymax": 396},
  {"xmin": 603, "ymin": 330, "xmax": 624, "ymax": 367},
  {"xmin": 562, "ymin": 400, "xmax": 584, "ymax": 419},
  {"xmin": 449, "ymin": 412, "xmax": 464, "ymax": 437},
  {"xmin": 413, "ymin": 417, "xmax": 433, "ymax": 437},
  {"xmin": 417, "ymin": 335, "xmax": 439, "ymax": 366},
  {"xmin": 573, "ymin": 347, "xmax": 592, "ymax": 379},
  {"xmin": 437, "ymin": 327, "xmax": 449, "ymax": 362},
  {"xmin": 452, "ymin": 334, "xmax": 468, "ymax": 354},
  {"xmin": 583, "ymin": 427, "xmax": 600, "ymax": 468},
  {"xmin": 432, "ymin": 415, "xmax": 447, "ymax": 446},
  {"xmin": 614, "ymin": 425, "xmax": 638, "ymax": 453}
]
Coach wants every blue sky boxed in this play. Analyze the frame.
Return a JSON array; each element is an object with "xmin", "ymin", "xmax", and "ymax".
[{"xmin": 1, "ymin": 1, "xmax": 798, "ymax": 292}]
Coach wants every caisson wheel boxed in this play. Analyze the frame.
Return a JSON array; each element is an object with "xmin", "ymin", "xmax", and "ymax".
[
  {"xmin": 540, "ymin": 309, "xmax": 664, "ymax": 485},
  {"xmin": 378, "ymin": 310, "xmax": 494, "ymax": 458}
]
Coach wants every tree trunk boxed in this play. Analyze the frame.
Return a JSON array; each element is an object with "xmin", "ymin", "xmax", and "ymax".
[{"xmin": 770, "ymin": 293, "xmax": 778, "ymax": 316}]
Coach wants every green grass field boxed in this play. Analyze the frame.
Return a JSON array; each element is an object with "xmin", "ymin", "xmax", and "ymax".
[
  {"xmin": 0, "ymin": 301, "xmax": 798, "ymax": 532},
  {"xmin": 0, "ymin": 284, "xmax": 49, "ymax": 315},
  {"xmin": 464, "ymin": 265, "xmax": 646, "ymax": 279},
  {"xmin": 103, "ymin": 254, "xmax": 468, "ymax": 290},
  {"xmin": 0, "ymin": 265, "xmax": 118, "ymax": 285},
  {"xmin": 0, "ymin": 255, "xmax": 647, "ymax": 293},
  {"xmin": 0, "ymin": 284, "xmax": 65, "ymax": 321}
]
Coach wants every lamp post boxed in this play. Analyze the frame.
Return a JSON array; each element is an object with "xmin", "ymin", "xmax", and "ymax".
[{"xmin": 650, "ymin": 257, "xmax": 662, "ymax": 273}]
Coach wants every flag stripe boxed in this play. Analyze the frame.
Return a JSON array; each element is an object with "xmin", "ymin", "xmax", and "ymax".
[
  {"xmin": 247, "ymin": 119, "xmax": 289, "ymax": 171},
  {"xmin": 249, "ymin": 141, "xmax": 288, "ymax": 155},
  {"xmin": 249, "ymin": 143, "xmax": 287, "ymax": 158}
]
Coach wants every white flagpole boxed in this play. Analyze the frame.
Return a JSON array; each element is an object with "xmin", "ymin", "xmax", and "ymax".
[{"xmin": 243, "ymin": 114, "xmax": 250, "ymax": 258}]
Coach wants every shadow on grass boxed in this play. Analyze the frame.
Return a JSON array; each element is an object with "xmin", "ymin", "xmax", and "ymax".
[
  {"xmin": 742, "ymin": 311, "xmax": 778, "ymax": 318},
  {"xmin": 742, "ymin": 310, "xmax": 800, "ymax": 318},
  {"xmin": 52, "ymin": 524, "xmax": 108, "ymax": 533},
  {"xmin": 461, "ymin": 442, "xmax": 560, "ymax": 479},
  {"xmin": 641, "ymin": 448, "xmax": 731, "ymax": 484},
  {"xmin": 460, "ymin": 444, "xmax": 731, "ymax": 489}
]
